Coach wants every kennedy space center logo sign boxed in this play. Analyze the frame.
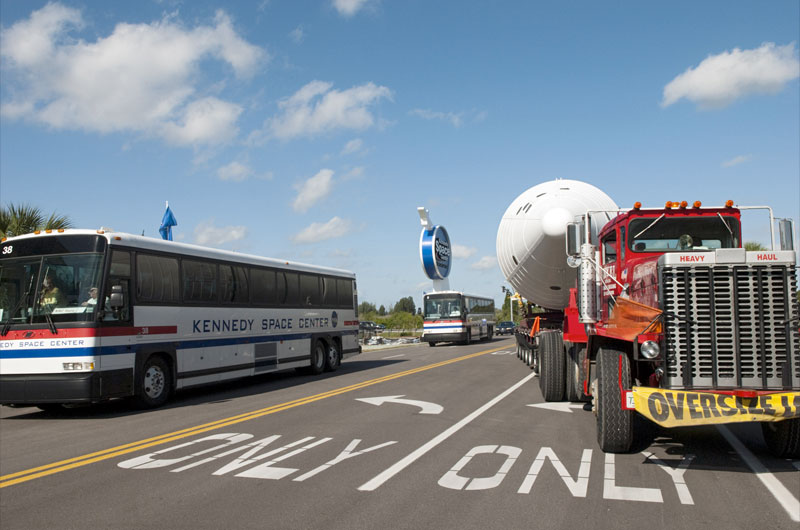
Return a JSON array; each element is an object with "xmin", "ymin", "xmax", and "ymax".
[{"xmin": 420, "ymin": 225, "xmax": 452, "ymax": 280}]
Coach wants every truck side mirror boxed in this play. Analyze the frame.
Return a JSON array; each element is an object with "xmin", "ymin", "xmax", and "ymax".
[
  {"xmin": 566, "ymin": 223, "xmax": 583, "ymax": 257},
  {"xmin": 778, "ymin": 219, "xmax": 794, "ymax": 251},
  {"xmin": 109, "ymin": 284, "xmax": 124, "ymax": 310}
]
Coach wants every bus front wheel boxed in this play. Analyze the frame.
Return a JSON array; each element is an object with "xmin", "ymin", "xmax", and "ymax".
[{"xmin": 135, "ymin": 355, "xmax": 172, "ymax": 409}]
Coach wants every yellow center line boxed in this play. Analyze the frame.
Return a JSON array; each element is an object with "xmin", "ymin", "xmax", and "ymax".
[{"xmin": 0, "ymin": 344, "xmax": 508, "ymax": 488}]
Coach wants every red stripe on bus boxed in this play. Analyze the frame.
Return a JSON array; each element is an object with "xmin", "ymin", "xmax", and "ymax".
[{"xmin": 0, "ymin": 326, "xmax": 178, "ymax": 340}]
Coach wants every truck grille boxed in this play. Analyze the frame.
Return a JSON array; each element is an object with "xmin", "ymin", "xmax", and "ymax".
[{"xmin": 660, "ymin": 264, "xmax": 800, "ymax": 390}]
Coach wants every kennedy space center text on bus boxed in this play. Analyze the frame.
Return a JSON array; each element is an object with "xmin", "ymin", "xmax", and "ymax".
[{"xmin": 0, "ymin": 229, "xmax": 360, "ymax": 409}]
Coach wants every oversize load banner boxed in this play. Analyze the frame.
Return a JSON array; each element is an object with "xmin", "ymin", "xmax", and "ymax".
[{"xmin": 632, "ymin": 387, "xmax": 800, "ymax": 428}]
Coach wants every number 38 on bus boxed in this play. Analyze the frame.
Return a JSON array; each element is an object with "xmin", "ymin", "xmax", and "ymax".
[{"xmin": 0, "ymin": 230, "xmax": 360, "ymax": 410}]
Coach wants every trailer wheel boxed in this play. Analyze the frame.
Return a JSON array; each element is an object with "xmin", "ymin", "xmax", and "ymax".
[
  {"xmin": 531, "ymin": 348, "xmax": 539, "ymax": 375},
  {"xmin": 324, "ymin": 341, "xmax": 341, "ymax": 372},
  {"xmin": 463, "ymin": 329, "xmax": 472, "ymax": 346},
  {"xmin": 134, "ymin": 355, "xmax": 172, "ymax": 409},
  {"xmin": 565, "ymin": 345, "xmax": 589, "ymax": 402},
  {"xmin": 596, "ymin": 347, "xmax": 633, "ymax": 453},
  {"xmin": 308, "ymin": 340, "xmax": 326, "ymax": 375},
  {"xmin": 428, "ymin": 342, "xmax": 437, "ymax": 347},
  {"xmin": 539, "ymin": 331, "xmax": 565, "ymax": 402},
  {"xmin": 761, "ymin": 418, "xmax": 800, "ymax": 458}
]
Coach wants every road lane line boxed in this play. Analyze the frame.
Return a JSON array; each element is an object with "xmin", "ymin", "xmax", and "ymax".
[
  {"xmin": 0, "ymin": 344, "xmax": 509, "ymax": 488},
  {"xmin": 716, "ymin": 425, "xmax": 800, "ymax": 522},
  {"xmin": 358, "ymin": 371, "xmax": 538, "ymax": 491},
  {"xmin": 381, "ymin": 354, "xmax": 405, "ymax": 359}
]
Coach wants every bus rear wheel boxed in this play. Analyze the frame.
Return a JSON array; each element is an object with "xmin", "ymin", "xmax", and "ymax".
[
  {"xmin": 428, "ymin": 342, "xmax": 436, "ymax": 347},
  {"xmin": 135, "ymin": 355, "xmax": 172, "ymax": 409},
  {"xmin": 324, "ymin": 341, "xmax": 341, "ymax": 372},
  {"xmin": 308, "ymin": 340, "xmax": 326, "ymax": 375}
]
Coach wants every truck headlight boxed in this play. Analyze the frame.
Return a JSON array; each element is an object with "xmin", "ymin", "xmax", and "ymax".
[{"xmin": 640, "ymin": 341, "xmax": 660, "ymax": 359}]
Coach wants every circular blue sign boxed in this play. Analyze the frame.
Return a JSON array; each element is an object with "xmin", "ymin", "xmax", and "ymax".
[{"xmin": 420, "ymin": 225, "xmax": 452, "ymax": 279}]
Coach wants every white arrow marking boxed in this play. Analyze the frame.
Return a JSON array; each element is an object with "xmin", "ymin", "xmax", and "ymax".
[
  {"xmin": 526, "ymin": 403, "xmax": 586, "ymax": 413},
  {"xmin": 356, "ymin": 395, "xmax": 443, "ymax": 415}
]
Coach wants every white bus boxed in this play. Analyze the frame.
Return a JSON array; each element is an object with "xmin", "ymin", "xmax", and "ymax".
[
  {"xmin": 0, "ymin": 229, "xmax": 359, "ymax": 409},
  {"xmin": 422, "ymin": 291, "xmax": 495, "ymax": 347}
]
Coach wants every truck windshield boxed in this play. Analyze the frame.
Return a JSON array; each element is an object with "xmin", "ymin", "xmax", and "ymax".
[
  {"xmin": 0, "ymin": 253, "xmax": 105, "ymax": 326},
  {"xmin": 629, "ymin": 216, "xmax": 740, "ymax": 252},
  {"xmin": 424, "ymin": 296, "xmax": 463, "ymax": 319}
]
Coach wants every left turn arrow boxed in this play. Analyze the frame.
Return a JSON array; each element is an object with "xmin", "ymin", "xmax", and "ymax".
[{"xmin": 356, "ymin": 395, "xmax": 443, "ymax": 415}]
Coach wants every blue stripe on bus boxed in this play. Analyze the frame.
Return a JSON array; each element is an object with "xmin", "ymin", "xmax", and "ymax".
[
  {"xmin": 0, "ymin": 330, "xmax": 357, "ymax": 359},
  {"xmin": 423, "ymin": 325, "xmax": 464, "ymax": 330}
]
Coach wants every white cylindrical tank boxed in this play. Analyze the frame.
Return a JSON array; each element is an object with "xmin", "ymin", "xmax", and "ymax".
[{"xmin": 496, "ymin": 179, "xmax": 618, "ymax": 310}]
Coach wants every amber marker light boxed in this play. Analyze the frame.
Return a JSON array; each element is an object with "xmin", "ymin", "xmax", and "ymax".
[
  {"xmin": 633, "ymin": 202, "xmax": 642, "ymax": 210},
  {"xmin": 693, "ymin": 201, "xmax": 702, "ymax": 208},
  {"xmin": 58, "ymin": 228, "xmax": 65, "ymax": 233},
  {"xmin": 725, "ymin": 199, "xmax": 734, "ymax": 208},
  {"xmin": 665, "ymin": 201, "xmax": 673, "ymax": 208},
  {"xmin": 680, "ymin": 201, "xmax": 688, "ymax": 209}
]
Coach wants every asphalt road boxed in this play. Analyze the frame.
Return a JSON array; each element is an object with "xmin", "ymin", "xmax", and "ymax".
[{"xmin": 1, "ymin": 338, "xmax": 798, "ymax": 529}]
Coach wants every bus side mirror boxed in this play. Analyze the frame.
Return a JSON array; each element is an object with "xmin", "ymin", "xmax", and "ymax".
[
  {"xmin": 109, "ymin": 285, "xmax": 124, "ymax": 310},
  {"xmin": 566, "ymin": 223, "xmax": 583, "ymax": 257}
]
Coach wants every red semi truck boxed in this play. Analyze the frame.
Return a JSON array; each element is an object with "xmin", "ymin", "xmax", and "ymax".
[{"xmin": 502, "ymin": 187, "xmax": 799, "ymax": 457}]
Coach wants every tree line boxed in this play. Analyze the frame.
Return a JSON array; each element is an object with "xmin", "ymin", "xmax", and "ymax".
[{"xmin": 358, "ymin": 296, "xmax": 423, "ymax": 330}]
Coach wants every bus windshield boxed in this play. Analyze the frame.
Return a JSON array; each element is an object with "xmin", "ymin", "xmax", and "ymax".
[
  {"xmin": 1, "ymin": 253, "xmax": 105, "ymax": 325},
  {"xmin": 629, "ymin": 216, "xmax": 740, "ymax": 252},
  {"xmin": 424, "ymin": 296, "xmax": 463, "ymax": 319}
]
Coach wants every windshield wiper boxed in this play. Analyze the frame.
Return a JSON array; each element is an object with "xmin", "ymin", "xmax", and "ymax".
[
  {"xmin": 634, "ymin": 214, "xmax": 666, "ymax": 239},
  {"xmin": 43, "ymin": 309, "xmax": 58, "ymax": 335},
  {"xmin": 717, "ymin": 213, "xmax": 734, "ymax": 239},
  {"xmin": 1, "ymin": 275, "xmax": 36, "ymax": 336}
]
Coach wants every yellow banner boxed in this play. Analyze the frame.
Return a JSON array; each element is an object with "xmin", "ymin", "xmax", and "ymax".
[{"xmin": 632, "ymin": 387, "xmax": 800, "ymax": 428}]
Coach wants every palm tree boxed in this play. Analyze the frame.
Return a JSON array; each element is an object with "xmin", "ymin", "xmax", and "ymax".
[{"xmin": 0, "ymin": 203, "xmax": 72, "ymax": 238}]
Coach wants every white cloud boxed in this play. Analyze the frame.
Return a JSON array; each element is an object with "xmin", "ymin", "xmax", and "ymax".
[
  {"xmin": 293, "ymin": 169, "xmax": 334, "ymax": 212},
  {"xmin": 341, "ymin": 138, "xmax": 363, "ymax": 155},
  {"xmin": 0, "ymin": 4, "xmax": 265, "ymax": 146},
  {"xmin": 342, "ymin": 166, "xmax": 365, "ymax": 180},
  {"xmin": 194, "ymin": 219, "xmax": 248, "ymax": 246},
  {"xmin": 289, "ymin": 25, "xmax": 304, "ymax": 44},
  {"xmin": 267, "ymin": 80, "xmax": 392, "ymax": 140},
  {"xmin": 452, "ymin": 244, "xmax": 477, "ymax": 259},
  {"xmin": 161, "ymin": 97, "xmax": 242, "ymax": 146},
  {"xmin": 410, "ymin": 108, "xmax": 464, "ymax": 128},
  {"xmin": 332, "ymin": 0, "xmax": 372, "ymax": 17},
  {"xmin": 721, "ymin": 154, "xmax": 753, "ymax": 168},
  {"xmin": 662, "ymin": 42, "xmax": 800, "ymax": 109},
  {"xmin": 217, "ymin": 161, "xmax": 253, "ymax": 181},
  {"xmin": 471, "ymin": 256, "xmax": 497, "ymax": 270},
  {"xmin": 292, "ymin": 216, "xmax": 352, "ymax": 244}
]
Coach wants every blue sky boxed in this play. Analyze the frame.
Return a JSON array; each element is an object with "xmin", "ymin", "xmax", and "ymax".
[{"xmin": 1, "ymin": 0, "xmax": 798, "ymax": 310}]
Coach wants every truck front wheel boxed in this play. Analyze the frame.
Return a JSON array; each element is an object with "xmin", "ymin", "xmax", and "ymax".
[
  {"xmin": 761, "ymin": 418, "xmax": 800, "ymax": 458},
  {"xmin": 596, "ymin": 347, "xmax": 633, "ymax": 453}
]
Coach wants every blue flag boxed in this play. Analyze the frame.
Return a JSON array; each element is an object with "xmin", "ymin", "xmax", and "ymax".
[{"xmin": 159, "ymin": 203, "xmax": 177, "ymax": 241}]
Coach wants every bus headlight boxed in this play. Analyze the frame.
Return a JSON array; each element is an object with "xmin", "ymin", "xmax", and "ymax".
[
  {"xmin": 63, "ymin": 362, "xmax": 94, "ymax": 371},
  {"xmin": 640, "ymin": 341, "xmax": 660, "ymax": 359}
]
